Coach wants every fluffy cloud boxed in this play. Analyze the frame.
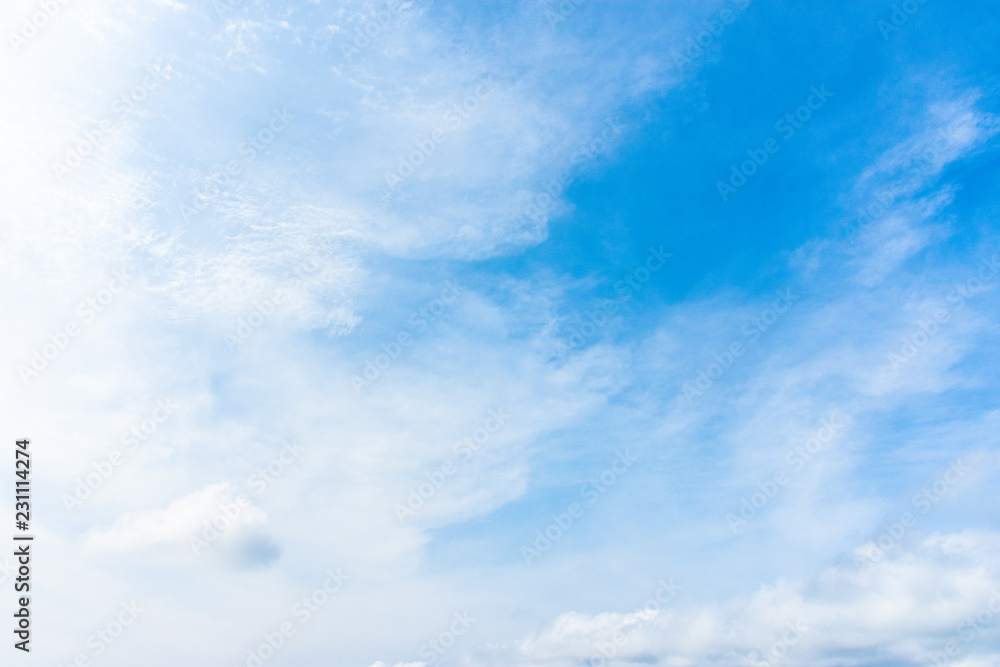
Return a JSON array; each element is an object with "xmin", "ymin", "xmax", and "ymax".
[{"xmin": 509, "ymin": 532, "xmax": 1000, "ymax": 667}]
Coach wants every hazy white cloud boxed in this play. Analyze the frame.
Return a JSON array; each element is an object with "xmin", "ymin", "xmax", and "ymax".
[
  {"xmin": 509, "ymin": 532, "xmax": 1000, "ymax": 667},
  {"xmin": 81, "ymin": 482, "xmax": 267, "ymax": 553},
  {"xmin": 1, "ymin": 1, "xmax": 998, "ymax": 665}
]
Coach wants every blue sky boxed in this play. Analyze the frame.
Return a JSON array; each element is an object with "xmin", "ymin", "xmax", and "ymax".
[{"xmin": 2, "ymin": 0, "xmax": 1000, "ymax": 665}]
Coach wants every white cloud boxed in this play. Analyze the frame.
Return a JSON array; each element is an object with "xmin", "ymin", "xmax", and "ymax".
[
  {"xmin": 1, "ymin": 3, "xmax": 997, "ymax": 666},
  {"xmin": 845, "ymin": 92, "xmax": 999, "ymax": 286},
  {"xmin": 508, "ymin": 532, "xmax": 1000, "ymax": 666},
  {"xmin": 81, "ymin": 482, "xmax": 267, "ymax": 553}
]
